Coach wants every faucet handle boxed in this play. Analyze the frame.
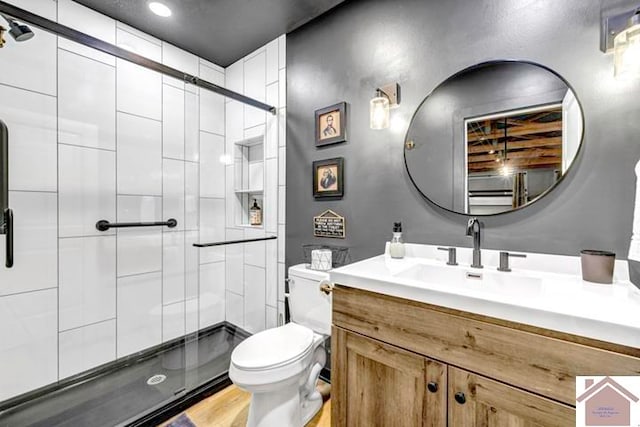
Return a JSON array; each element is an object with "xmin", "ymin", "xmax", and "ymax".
[
  {"xmin": 498, "ymin": 251, "xmax": 527, "ymax": 272},
  {"xmin": 437, "ymin": 247, "xmax": 458, "ymax": 266}
]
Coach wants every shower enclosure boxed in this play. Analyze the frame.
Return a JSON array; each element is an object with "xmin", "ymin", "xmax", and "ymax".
[{"xmin": 0, "ymin": 1, "xmax": 286, "ymax": 425}]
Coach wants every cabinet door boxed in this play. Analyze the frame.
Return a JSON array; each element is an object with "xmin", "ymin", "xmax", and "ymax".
[
  {"xmin": 332, "ymin": 327, "xmax": 446, "ymax": 427},
  {"xmin": 448, "ymin": 366, "xmax": 575, "ymax": 426}
]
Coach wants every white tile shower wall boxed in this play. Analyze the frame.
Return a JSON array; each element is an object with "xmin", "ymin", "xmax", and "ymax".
[
  {"xmin": 0, "ymin": 0, "xmax": 228, "ymax": 400},
  {"xmin": 224, "ymin": 35, "xmax": 286, "ymax": 334}
]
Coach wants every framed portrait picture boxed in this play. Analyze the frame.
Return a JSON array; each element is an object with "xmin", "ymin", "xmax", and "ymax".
[
  {"xmin": 315, "ymin": 102, "xmax": 347, "ymax": 147},
  {"xmin": 313, "ymin": 157, "xmax": 344, "ymax": 199}
]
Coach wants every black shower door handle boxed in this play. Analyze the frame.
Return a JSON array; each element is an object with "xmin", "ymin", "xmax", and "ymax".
[{"xmin": 4, "ymin": 208, "xmax": 12, "ymax": 268}]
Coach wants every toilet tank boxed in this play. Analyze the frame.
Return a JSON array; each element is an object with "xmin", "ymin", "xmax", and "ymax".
[{"xmin": 288, "ymin": 264, "xmax": 331, "ymax": 336}]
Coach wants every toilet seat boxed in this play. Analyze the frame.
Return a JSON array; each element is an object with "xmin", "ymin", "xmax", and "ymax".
[{"xmin": 231, "ymin": 323, "xmax": 315, "ymax": 371}]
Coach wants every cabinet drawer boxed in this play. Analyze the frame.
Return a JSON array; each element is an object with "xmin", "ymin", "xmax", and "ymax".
[{"xmin": 332, "ymin": 286, "xmax": 640, "ymax": 405}]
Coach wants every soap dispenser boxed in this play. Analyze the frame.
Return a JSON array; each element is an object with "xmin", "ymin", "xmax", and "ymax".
[{"xmin": 389, "ymin": 222, "xmax": 405, "ymax": 259}]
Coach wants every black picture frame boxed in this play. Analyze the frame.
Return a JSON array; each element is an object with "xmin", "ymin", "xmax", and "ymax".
[
  {"xmin": 315, "ymin": 102, "xmax": 347, "ymax": 147},
  {"xmin": 313, "ymin": 157, "xmax": 344, "ymax": 199}
]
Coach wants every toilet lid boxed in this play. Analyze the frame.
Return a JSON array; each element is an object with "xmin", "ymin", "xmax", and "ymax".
[{"xmin": 232, "ymin": 323, "xmax": 314, "ymax": 370}]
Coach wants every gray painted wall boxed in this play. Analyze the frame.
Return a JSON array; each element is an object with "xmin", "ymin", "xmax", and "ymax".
[{"xmin": 286, "ymin": 0, "xmax": 640, "ymax": 267}]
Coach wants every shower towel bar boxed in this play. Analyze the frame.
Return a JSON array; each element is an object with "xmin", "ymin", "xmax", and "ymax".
[
  {"xmin": 193, "ymin": 235, "xmax": 277, "ymax": 247},
  {"xmin": 96, "ymin": 219, "xmax": 178, "ymax": 232}
]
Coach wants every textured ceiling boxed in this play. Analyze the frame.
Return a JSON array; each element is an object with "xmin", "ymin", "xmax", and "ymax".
[{"xmin": 74, "ymin": 0, "xmax": 347, "ymax": 67}]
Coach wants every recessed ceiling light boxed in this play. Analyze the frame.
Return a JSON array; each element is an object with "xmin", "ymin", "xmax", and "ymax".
[{"xmin": 148, "ymin": 2, "xmax": 172, "ymax": 17}]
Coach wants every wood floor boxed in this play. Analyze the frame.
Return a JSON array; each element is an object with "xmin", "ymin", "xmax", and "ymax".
[{"xmin": 160, "ymin": 382, "xmax": 331, "ymax": 427}]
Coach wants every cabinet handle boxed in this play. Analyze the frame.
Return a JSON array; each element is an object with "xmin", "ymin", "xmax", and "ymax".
[
  {"xmin": 454, "ymin": 392, "xmax": 466, "ymax": 404},
  {"xmin": 427, "ymin": 382, "xmax": 438, "ymax": 393}
]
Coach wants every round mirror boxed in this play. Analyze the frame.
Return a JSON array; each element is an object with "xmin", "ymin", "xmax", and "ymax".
[{"xmin": 404, "ymin": 61, "xmax": 584, "ymax": 215}]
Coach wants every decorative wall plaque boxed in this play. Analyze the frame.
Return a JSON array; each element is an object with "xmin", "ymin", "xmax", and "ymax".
[{"xmin": 313, "ymin": 209, "xmax": 345, "ymax": 239}]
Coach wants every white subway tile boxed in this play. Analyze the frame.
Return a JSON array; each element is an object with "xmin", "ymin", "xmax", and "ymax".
[
  {"xmin": 278, "ymin": 262, "xmax": 285, "ymax": 303},
  {"xmin": 244, "ymin": 52, "xmax": 266, "ymax": 128},
  {"xmin": 278, "ymin": 108, "xmax": 286, "ymax": 147},
  {"xmin": 6, "ymin": 0, "xmax": 57, "ymax": 20},
  {"xmin": 59, "ymin": 236, "xmax": 116, "ymax": 331},
  {"xmin": 278, "ymin": 185, "xmax": 286, "ymax": 225},
  {"xmin": 265, "ymin": 158, "xmax": 278, "ymax": 233},
  {"xmin": 200, "ymin": 90, "xmax": 225, "ymax": 136},
  {"xmin": 117, "ymin": 194, "xmax": 162, "ymax": 222},
  {"xmin": 59, "ymin": 320, "xmax": 116, "ymax": 379},
  {"xmin": 162, "ymin": 42, "xmax": 199, "ymax": 76},
  {"xmin": 279, "ymin": 68, "xmax": 287, "ymax": 108},
  {"xmin": 199, "ymin": 262, "xmax": 225, "ymax": 328},
  {"xmin": 58, "ymin": 0, "xmax": 116, "ymax": 65},
  {"xmin": 117, "ymin": 272, "xmax": 162, "ymax": 357},
  {"xmin": 225, "ymin": 291, "xmax": 243, "ymax": 327},
  {"xmin": 185, "ymin": 231, "xmax": 200, "ymax": 300},
  {"xmin": 265, "ymin": 95, "xmax": 278, "ymax": 159},
  {"xmin": 266, "ymin": 39, "xmax": 279, "ymax": 84},
  {"xmin": 0, "ymin": 288, "xmax": 57, "ymax": 401},
  {"xmin": 266, "ymin": 305, "xmax": 278, "ymax": 330},
  {"xmin": 225, "ymin": 229, "xmax": 244, "ymax": 295},
  {"xmin": 0, "ymin": 85, "xmax": 56, "ymax": 192},
  {"xmin": 199, "ymin": 63, "xmax": 225, "ymax": 86},
  {"xmin": 225, "ymin": 102, "xmax": 244, "ymax": 150},
  {"xmin": 163, "ymin": 230, "xmax": 185, "ymax": 305},
  {"xmin": 185, "ymin": 298, "xmax": 199, "ymax": 334},
  {"xmin": 244, "ymin": 234, "xmax": 266, "ymax": 268},
  {"xmin": 117, "ymin": 230, "xmax": 162, "ymax": 277},
  {"xmin": 59, "ymin": 145, "xmax": 116, "ymax": 237},
  {"xmin": 185, "ymin": 91, "xmax": 200, "ymax": 162},
  {"xmin": 225, "ymin": 59, "xmax": 244, "ymax": 95},
  {"xmin": 58, "ymin": 50, "xmax": 116, "ymax": 150},
  {"xmin": 278, "ymin": 300, "xmax": 286, "ymax": 326},
  {"xmin": 278, "ymin": 35, "xmax": 286, "ymax": 70},
  {"xmin": 116, "ymin": 27, "xmax": 161, "ymax": 61},
  {"xmin": 117, "ymin": 60, "xmax": 162, "ymax": 121},
  {"xmin": 0, "ymin": 30, "xmax": 56, "ymax": 96},
  {"xmin": 117, "ymin": 113, "xmax": 162, "ymax": 196},
  {"xmin": 162, "ymin": 84, "xmax": 185, "ymax": 160},
  {"xmin": 0, "ymin": 192, "xmax": 57, "ymax": 296},
  {"xmin": 200, "ymin": 198, "xmax": 225, "ymax": 264},
  {"xmin": 266, "ymin": 239, "xmax": 278, "ymax": 307},
  {"xmin": 162, "ymin": 159, "xmax": 185, "ymax": 231},
  {"xmin": 200, "ymin": 132, "xmax": 226, "ymax": 198},
  {"xmin": 185, "ymin": 162, "xmax": 199, "ymax": 231},
  {"xmin": 162, "ymin": 301, "xmax": 185, "ymax": 342},
  {"xmin": 278, "ymin": 146, "xmax": 286, "ymax": 186},
  {"xmin": 278, "ymin": 224, "xmax": 285, "ymax": 263},
  {"xmin": 244, "ymin": 265, "xmax": 266, "ymax": 333}
]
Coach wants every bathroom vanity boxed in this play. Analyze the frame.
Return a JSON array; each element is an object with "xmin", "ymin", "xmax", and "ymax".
[{"xmin": 329, "ymin": 245, "xmax": 640, "ymax": 426}]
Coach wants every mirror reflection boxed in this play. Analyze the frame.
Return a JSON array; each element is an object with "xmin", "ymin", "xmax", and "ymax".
[{"xmin": 405, "ymin": 61, "xmax": 584, "ymax": 215}]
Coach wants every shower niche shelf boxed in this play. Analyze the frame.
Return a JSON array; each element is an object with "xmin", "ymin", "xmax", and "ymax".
[{"xmin": 233, "ymin": 135, "xmax": 264, "ymax": 228}]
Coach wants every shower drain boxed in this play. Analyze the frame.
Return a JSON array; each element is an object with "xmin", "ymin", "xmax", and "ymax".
[{"xmin": 146, "ymin": 374, "xmax": 167, "ymax": 386}]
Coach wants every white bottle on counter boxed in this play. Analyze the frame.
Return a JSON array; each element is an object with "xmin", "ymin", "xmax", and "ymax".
[{"xmin": 389, "ymin": 222, "xmax": 405, "ymax": 259}]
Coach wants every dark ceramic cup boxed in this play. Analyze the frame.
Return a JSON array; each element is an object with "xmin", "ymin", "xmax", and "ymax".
[{"xmin": 580, "ymin": 250, "xmax": 615, "ymax": 284}]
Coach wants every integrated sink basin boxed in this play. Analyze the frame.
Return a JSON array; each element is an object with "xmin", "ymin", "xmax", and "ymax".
[{"xmin": 394, "ymin": 262, "xmax": 543, "ymax": 298}]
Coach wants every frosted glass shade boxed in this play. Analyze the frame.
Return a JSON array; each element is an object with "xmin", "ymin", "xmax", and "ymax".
[
  {"xmin": 370, "ymin": 95, "xmax": 390, "ymax": 129},
  {"xmin": 614, "ymin": 19, "xmax": 640, "ymax": 79}
]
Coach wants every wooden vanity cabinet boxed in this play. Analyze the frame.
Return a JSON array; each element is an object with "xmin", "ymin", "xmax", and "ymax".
[
  {"xmin": 331, "ymin": 285, "xmax": 640, "ymax": 427},
  {"xmin": 332, "ymin": 327, "xmax": 446, "ymax": 427}
]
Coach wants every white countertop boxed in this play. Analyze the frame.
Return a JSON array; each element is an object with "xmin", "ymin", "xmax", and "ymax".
[{"xmin": 330, "ymin": 244, "xmax": 640, "ymax": 348}]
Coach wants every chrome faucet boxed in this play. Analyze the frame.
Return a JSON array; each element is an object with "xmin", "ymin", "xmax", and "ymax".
[{"xmin": 466, "ymin": 217, "xmax": 483, "ymax": 269}]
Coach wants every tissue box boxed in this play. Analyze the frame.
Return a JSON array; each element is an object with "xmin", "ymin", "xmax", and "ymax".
[{"xmin": 310, "ymin": 249, "xmax": 332, "ymax": 271}]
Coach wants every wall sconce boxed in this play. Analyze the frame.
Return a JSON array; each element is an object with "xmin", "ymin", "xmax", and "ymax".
[
  {"xmin": 370, "ymin": 83, "xmax": 400, "ymax": 129},
  {"xmin": 602, "ymin": 7, "xmax": 640, "ymax": 78}
]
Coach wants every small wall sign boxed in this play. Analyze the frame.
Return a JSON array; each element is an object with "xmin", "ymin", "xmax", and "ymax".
[{"xmin": 313, "ymin": 209, "xmax": 345, "ymax": 239}]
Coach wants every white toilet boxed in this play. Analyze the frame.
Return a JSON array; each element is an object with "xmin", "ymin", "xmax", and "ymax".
[{"xmin": 229, "ymin": 264, "xmax": 331, "ymax": 427}]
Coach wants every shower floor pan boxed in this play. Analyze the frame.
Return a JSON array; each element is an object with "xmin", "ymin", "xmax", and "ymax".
[{"xmin": 0, "ymin": 322, "xmax": 248, "ymax": 427}]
